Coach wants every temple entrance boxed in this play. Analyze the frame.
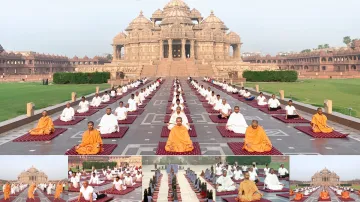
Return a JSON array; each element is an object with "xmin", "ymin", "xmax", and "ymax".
[
  {"xmin": 172, "ymin": 40, "xmax": 182, "ymax": 59},
  {"xmin": 163, "ymin": 43, "xmax": 169, "ymax": 58},
  {"xmin": 185, "ymin": 42, "xmax": 191, "ymax": 58}
]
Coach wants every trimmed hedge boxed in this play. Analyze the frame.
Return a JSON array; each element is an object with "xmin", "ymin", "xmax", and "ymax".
[
  {"xmin": 226, "ymin": 156, "xmax": 271, "ymax": 165},
  {"xmin": 53, "ymin": 72, "xmax": 110, "ymax": 84},
  {"xmin": 82, "ymin": 161, "xmax": 117, "ymax": 169},
  {"xmin": 242, "ymin": 70, "xmax": 298, "ymax": 82}
]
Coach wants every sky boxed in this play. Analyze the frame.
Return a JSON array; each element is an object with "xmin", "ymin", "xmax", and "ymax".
[
  {"xmin": 0, "ymin": 0, "xmax": 359, "ymax": 57},
  {"xmin": 291, "ymin": 156, "xmax": 360, "ymax": 181},
  {"xmin": 0, "ymin": 156, "xmax": 68, "ymax": 181}
]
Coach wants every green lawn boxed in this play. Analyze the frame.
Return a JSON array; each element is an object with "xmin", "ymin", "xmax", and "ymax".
[
  {"xmin": 240, "ymin": 79, "xmax": 360, "ymax": 118},
  {"xmin": 0, "ymin": 82, "xmax": 110, "ymax": 122},
  {"xmin": 351, "ymin": 185, "xmax": 360, "ymax": 190}
]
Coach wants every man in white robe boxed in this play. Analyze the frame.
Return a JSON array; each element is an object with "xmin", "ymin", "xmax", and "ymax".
[
  {"xmin": 171, "ymin": 99, "xmax": 184, "ymax": 112},
  {"xmin": 110, "ymin": 88, "xmax": 116, "ymax": 98},
  {"xmin": 116, "ymin": 87, "xmax": 123, "ymax": 96},
  {"xmin": 47, "ymin": 183, "xmax": 53, "ymax": 195},
  {"xmin": 70, "ymin": 173, "xmax": 80, "ymax": 189},
  {"xmin": 114, "ymin": 101, "xmax": 127, "ymax": 121},
  {"xmin": 257, "ymin": 92, "xmax": 267, "ymax": 106},
  {"xmin": 97, "ymin": 108, "xmax": 119, "ymax": 134},
  {"xmin": 218, "ymin": 99, "xmax": 232, "ymax": 119},
  {"xmin": 124, "ymin": 173, "xmax": 135, "ymax": 186},
  {"xmin": 172, "ymin": 94, "xmax": 184, "ymax": 104},
  {"xmin": 89, "ymin": 173, "xmax": 104, "ymax": 185},
  {"xmin": 264, "ymin": 169, "xmax": 284, "ymax": 190},
  {"xmin": 233, "ymin": 167, "xmax": 244, "ymax": 180},
  {"xmin": 122, "ymin": 86, "xmax": 128, "ymax": 93},
  {"xmin": 77, "ymin": 97, "xmax": 89, "ymax": 113},
  {"xmin": 226, "ymin": 106, "xmax": 248, "ymax": 133},
  {"xmin": 208, "ymin": 91, "xmax": 217, "ymax": 105},
  {"xmin": 112, "ymin": 177, "xmax": 126, "ymax": 191},
  {"xmin": 268, "ymin": 94, "xmax": 281, "ymax": 111},
  {"xmin": 101, "ymin": 91, "xmax": 110, "ymax": 103},
  {"xmin": 264, "ymin": 164, "xmax": 270, "ymax": 176},
  {"xmin": 213, "ymin": 95, "xmax": 223, "ymax": 110},
  {"xmin": 90, "ymin": 94, "xmax": 102, "ymax": 107},
  {"xmin": 167, "ymin": 107, "xmax": 190, "ymax": 130},
  {"xmin": 127, "ymin": 94, "xmax": 137, "ymax": 112},
  {"xmin": 134, "ymin": 92, "xmax": 142, "ymax": 106},
  {"xmin": 216, "ymin": 170, "xmax": 236, "ymax": 192},
  {"xmin": 216, "ymin": 164, "xmax": 223, "ymax": 176},
  {"xmin": 239, "ymin": 87, "xmax": 245, "ymax": 96},
  {"xmin": 60, "ymin": 103, "xmax": 75, "ymax": 122},
  {"xmin": 135, "ymin": 171, "xmax": 142, "ymax": 182}
]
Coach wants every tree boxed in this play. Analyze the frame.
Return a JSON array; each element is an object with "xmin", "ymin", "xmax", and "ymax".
[
  {"xmin": 0, "ymin": 44, "xmax": 4, "ymax": 53},
  {"xmin": 301, "ymin": 49, "xmax": 311, "ymax": 53},
  {"xmin": 106, "ymin": 53, "xmax": 113, "ymax": 61},
  {"xmin": 323, "ymin": 44, "xmax": 330, "ymax": 48},
  {"xmin": 317, "ymin": 45, "xmax": 324, "ymax": 49},
  {"xmin": 343, "ymin": 36, "xmax": 352, "ymax": 46}
]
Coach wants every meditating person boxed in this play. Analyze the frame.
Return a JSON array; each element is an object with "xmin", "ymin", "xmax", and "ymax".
[
  {"xmin": 135, "ymin": 171, "xmax": 142, "ymax": 182},
  {"xmin": 165, "ymin": 117, "xmax": 194, "ymax": 153},
  {"xmin": 278, "ymin": 164, "xmax": 289, "ymax": 178},
  {"xmin": 110, "ymin": 88, "xmax": 116, "ymax": 98},
  {"xmin": 293, "ymin": 192, "xmax": 304, "ymax": 201},
  {"xmin": 218, "ymin": 99, "xmax": 232, "ymax": 119},
  {"xmin": 243, "ymin": 120, "xmax": 272, "ymax": 153},
  {"xmin": 208, "ymin": 91, "xmax": 217, "ymax": 105},
  {"xmin": 3, "ymin": 182, "xmax": 11, "ymax": 201},
  {"xmin": 285, "ymin": 100, "xmax": 303, "ymax": 119},
  {"xmin": 341, "ymin": 190, "xmax": 350, "ymax": 199},
  {"xmin": 289, "ymin": 189, "xmax": 294, "ymax": 196},
  {"xmin": 77, "ymin": 96, "xmax": 90, "ymax": 113},
  {"xmin": 243, "ymin": 89, "xmax": 255, "ymax": 101},
  {"xmin": 127, "ymin": 94, "xmax": 137, "ymax": 112},
  {"xmin": 124, "ymin": 173, "xmax": 135, "ymax": 186},
  {"xmin": 239, "ymin": 87, "xmax": 245, "ymax": 96},
  {"xmin": 98, "ymin": 108, "xmax": 119, "ymax": 134},
  {"xmin": 79, "ymin": 181, "xmax": 106, "ymax": 201},
  {"xmin": 134, "ymin": 91, "xmax": 143, "ymax": 106},
  {"xmin": 236, "ymin": 171, "xmax": 263, "ymax": 201},
  {"xmin": 248, "ymin": 167, "xmax": 260, "ymax": 183},
  {"xmin": 75, "ymin": 121, "xmax": 103, "ymax": 155},
  {"xmin": 112, "ymin": 176, "xmax": 126, "ymax": 191},
  {"xmin": 60, "ymin": 103, "xmax": 75, "ymax": 122},
  {"xmin": 90, "ymin": 93, "xmax": 102, "ymax": 107},
  {"xmin": 264, "ymin": 169, "xmax": 284, "ymax": 190},
  {"xmin": 256, "ymin": 92, "xmax": 267, "ymax": 106},
  {"xmin": 216, "ymin": 170, "xmax": 236, "ymax": 192},
  {"xmin": 29, "ymin": 110, "xmax": 55, "ymax": 135},
  {"xmin": 89, "ymin": 173, "xmax": 104, "ymax": 185},
  {"xmin": 267, "ymin": 94, "xmax": 281, "ymax": 111},
  {"xmin": 172, "ymin": 94, "xmax": 184, "ymax": 104},
  {"xmin": 320, "ymin": 189, "xmax": 330, "ymax": 200},
  {"xmin": 233, "ymin": 166, "xmax": 244, "ymax": 181},
  {"xmin": 167, "ymin": 107, "xmax": 190, "ymax": 130},
  {"xmin": 70, "ymin": 172, "xmax": 80, "ymax": 189},
  {"xmin": 122, "ymin": 85, "xmax": 128, "ymax": 93},
  {"xmin": 311, "ymin": 108, "xmax": 333, "ymax": 133},
  {"xmin": 54, "ymin": 181, "xmax": 63, "ymax": 200},
  {"xmin": 213, "ymin": 95, "xmax": 223, "ymax": 110},
  {"xmin": 28, "ymin": 183, "xmax": 36, "ymax": 200},
  {"xmin": 264, "ymin": 164, "xmax": 270, "ymax": 176},
  {"xmin": 226, "ymin": 106, "xmax": 248, "ymax": 134},
  {"xmin": 171, "ymin": 99, "xmax": 184, "ymax": 112},
  {"xmin": 114, "ymin": 101, "xmax": 128, "ymax": 121},
  {"xmin": 116, "ymin": 86, "xmax": 123, "ymax": 96},
  {"xmin": 101, "ymin": 91, "xmax": 110, "ymax": 103}
]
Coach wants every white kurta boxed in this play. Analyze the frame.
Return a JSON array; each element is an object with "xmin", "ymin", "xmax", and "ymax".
[
  {"xmin": 98, "ymin": 114, "xmax": 119, "ymax": 134},
  {"xmin": 110, "ymin": 90, "xmax": 116, "ymax": 97},
  {"xmin": 115, "ymin": 107, "xmax": 128, "ymax": 120},
  {"xmin": 102, "ymin": 94, "xmax": 110, "ymax": 103},
  {"xmin": 264, "ymin": 174, "xmax": 284, "ymax": 190},
  {"xmin": 128, "ymin": 99, "xmax": 137, "ymax": 112},
  {"xmin": 47, "ymin": 184, "xmax": 53, "ymax": 195},
  {"xmin": 233, "ymin": 170, "xmax": 244, "ymax": 180},
  {"xmin": 168, "ymin": 112, "xmax": 189, "ymax": 130},
  {"xmin": 268, "ymin": 98, "xmax": 281, "ymax": 108},
  {"xmin": 89, "ymin": 176, "xmax": 104, "ymax": 185},
  {"xmin": 226, "ymin": 112, "xmax": 248, "ymax": 134},
  {"xmin": 216, "ymin": 167, "xmax": 222, "ymax": 175},
  {"xmin": 257, "ymin": 96, "xmax": 267, "ymax": 106},
  {"xmin": 60, "ymin": 107, "xmax": 75, "ymax": 122},
  {"xmin": 171, "ymin": 104, "xmax": 184, "ymax": 111},
  {"xmin": 78, "ymin": 101, "xmax": 89, "ymax": 113},
  {"xmin": 134, "ymin": 95, "xmax": 142, "ymax": 105},
  {"xmin": 90, "ymin": 97, "xmax": 102, "ymax": 107},
  {"xmin": 220, "ymin": 103, "xmax": 231, "ymax": 114},
  {"xmin": 216, "ymin": 176, "xmax": 236, "ymax": 192},
  {"xmin": 124, "ymin": 176, "xmax": 135, "ymax": 186},
  {"xmin": 214, "ymin": 99, "xmax": 223, "ymax": 110}
]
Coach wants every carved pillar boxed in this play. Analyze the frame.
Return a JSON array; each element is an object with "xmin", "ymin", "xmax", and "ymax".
[
  {"xmin": 236, "ymin": 43, "xmax": 241, "ymax": 59},
  {"xmin": 181, "ymin": 39, "xmax": 186, "ymax": 60},
  {"xmin": 159, "ymin": 40, "xmax": 163, "ymax": 60},
  {"xmin": 168, "ymin": 39, "xmax": 173, "ymax": 60},
  {"xmin": 190, "ymin": 40, "xmax": 195, "ymax": 59},
  {"xmin": 113, "ymin": 45, "xmax": 117, "ymax": 60}
]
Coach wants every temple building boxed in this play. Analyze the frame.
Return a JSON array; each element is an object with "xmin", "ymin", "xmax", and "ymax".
[
  {"xmin": 310, "ymin": 168, "xmax": 340, "ymax": 186},
  {"xmin": 17, "ymin": 166, "xmax": 48, "ymax": 184},
  {"xmin": 68, "ymin": 156, "xmax": 142, "ymax": 168}
]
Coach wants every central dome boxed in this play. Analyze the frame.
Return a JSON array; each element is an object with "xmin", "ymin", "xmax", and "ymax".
[
  {"xmin": 164, "ymin": 0, "xmax": 189, "ymax": 10},
  {"xmin": 126, "ymin": 11, "xmax": 153, "ymax": 31}
]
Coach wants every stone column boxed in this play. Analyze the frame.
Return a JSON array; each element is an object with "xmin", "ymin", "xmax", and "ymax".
[
  {"xmin": 159, "ymin": 40, "xmax": 163, "ymax": 60},
  {"xmin": 181, "ymin": 39, "xmax": 186, "ymax": 60},
  {"xmin": 168, "ymin": 39, "xmax": 173, "ymax": 60},
  {"xmin": 113, "ymin": 45, "xmax": 117, "ymax": 60},
  {"xmin": 190, "ymin": 40, "xmax": 195, "ymax": 59}
]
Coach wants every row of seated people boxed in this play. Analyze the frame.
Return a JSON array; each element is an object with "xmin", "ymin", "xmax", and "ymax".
[
  {"xmin": 144, "ymin": 169, "xmax": 162, "ymax": 202},
  {"xmin": 186, "ymin": 169, "xmax": 214, "ymax": 200},
  {"xmin": 200, "ymin": 167, "xmax": 217, "ymax": 186},
  {"xmin": 37, "ymin": 182, "xmax": 64, "ymax": 196},
  {"xmin": 329, "ymin": 186, "xmax": 352, "ymax": 199},
  {"xmin": 205, "ymin": 77, "xmax": 335, "ymax": 134},
  {"xmin": 1, "ymin": 183, "xmax": 28, "ymax": 200},
  {"xmin": 291, "ymin": 186, "xmax": 320, "ymax": 201}
]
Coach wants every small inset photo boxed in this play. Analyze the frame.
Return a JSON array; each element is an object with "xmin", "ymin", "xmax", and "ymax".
[{"xmin": 290, "ymin": 155, "xmax": 360, "ymax": 202}]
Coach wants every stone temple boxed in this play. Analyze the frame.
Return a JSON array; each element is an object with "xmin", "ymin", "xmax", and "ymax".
[
  {"xmin": 17, "ymin": 166, "xmax": 48, "ymax": 184},
  {"xmin": 311, "ymin": 168, "xmax": 340, "ymax": 186},
  {"xmin": 75, "ymin": 0, "xmax": 277, "ymax": 78}
]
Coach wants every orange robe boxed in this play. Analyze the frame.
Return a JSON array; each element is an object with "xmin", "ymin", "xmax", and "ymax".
[
  {"xmin": 294, "ymin": 193, "xmax": 303, "ymax": 201},
  {"xmin": 237, "ymin": 179, "xmax": 262, "ymax": 202},
  {"xmin": 341, "ymin": 191, "xmax": 350, "ymax": 199},
  {"xmin": 76, "ymin": 130, "xmax": 103, "ymax": 155},
  {"xmin": 289, "ymin": 189, "xmax": 294, "ymax": 196},
  {"xmin": 311, "ymin": 113, "xmax": 333, "ymax": 133},
  {"xmin": 320, "ymin": 191, "xmax": 329, "ymax": 199},
  {"xmin": 165, "ymin": 125, "xmax": 194, "ymax": 152},
  {"xmin": 30, "ymin": 116, "xmax": 55, "ymax": 135},
  {"xmin": 28, "ymin": 184, "xmax": 36, "ymax": 199},
  {"xmin": 243, "ymin": 126, "xmax": 272, "ymax": 152},
  {"xmin": 3, "ymin": 184, "xmax": 11, "ymax": 200},
  {"xmin": 54, "ymin": 184, "xmax": 63, "ymax": 199}
]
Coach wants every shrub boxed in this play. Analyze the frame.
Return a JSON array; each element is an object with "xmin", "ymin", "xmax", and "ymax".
[
  {"xmin": 242, "ymin": 70, "xmax": 298, "ymax": 82},
  {"xmin": 53, "ymin": 72, "xmax": 110, "ymax": 84},
  {"xmin": 82, "ymin": 161, "xmax": 117, "ymax": 170}
]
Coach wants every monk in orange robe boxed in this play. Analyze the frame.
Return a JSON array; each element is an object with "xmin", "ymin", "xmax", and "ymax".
[
  {"xmin": 236, "ymin": 171, "xmax": 263, "ymax": 202},
  {"xmin": 76, "ymin": 121, "xmax": 103, "ymax": 155},
  {"xmin": 320, "ymin": 189, "xmax": 329, "ymax": 199},
  {"xmin": 29, "ymin": 110, "xmax": 55, "ymax": 135},
  {"xmin": 289, "ymin": 189, "xmax": 294, "ymax": 196},
  {"xmin": 54, "ymin": 181, "xmax": 63, "ymax": 200},
  {"xmin": 28, "ymin": 183, "xmax": 36, "ymax": 199},
  {"xmin": 293, "ymin": 192, "xmax": 303, "ymax": 201},
  {"xmin": 165, "ymin": 117, "xmax": 194, "ymax": 152},
  {"xmin": 311, "ymin": 108, "xmax": 333, "ymax": 133},
  {"xmin": 341, "ymin": 190, "xmax": 350, "ymax": 199},
  {"xmin": 242, "ymin": 120, "xmax": 272, "ymax": 153},
  {"xmin": 3, "ymin": 182, "xmax": 11, "ymax": 200}
]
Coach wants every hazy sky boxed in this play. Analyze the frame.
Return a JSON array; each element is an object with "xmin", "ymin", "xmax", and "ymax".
[
  {"xmin": 1, "ymin": 0, "xmax": 359, "ymax": 57},
  {"xmin": 0, "ymin": 156, "xmax": 68, "ymax": 181},
  {"xmin": 291, "ymin": 156, "xmax": 360, "ymax": 181}
]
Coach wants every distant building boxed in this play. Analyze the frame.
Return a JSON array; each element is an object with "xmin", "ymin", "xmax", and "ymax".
[
  {"xmin": 17, "ymin": 166, "xmax": 48, "ymax": 184},
  {"xmin": 311, "ymin": 168, "xmax": 340, "ymax": 186}
]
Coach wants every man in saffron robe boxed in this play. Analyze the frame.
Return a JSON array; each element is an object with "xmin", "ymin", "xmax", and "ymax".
[
  {"xmin": 76, "ymin": 121, "xmax": 103, "ymax": 155},
  {"xmin": 320, "ymin": 189, "xmax": 330, "ymax": 200},
  {"xmin": 243, "ymin": 120, "xmax": 272, "ymax": 153},
  {"xmin": 3, "ymin": 182, "xmax": 11, "ymax": 200},
  {"xmin": 341, "ymin": 190, "xmax": 350, "ymax": 199},
  {"xmin": 54, "ymin": 181, "xmax": 63, "ymax": 200},
  {"xmin": 165, "ymin": 117, "xmax": 194, "ymax": 153},
  {"xmin": 293, "ymin": 192, "xmax": 303, "ymax": 201},
  {"xmin": 29, "ymin": 110, "xmax": 55, "ymax": 135},
  {"xmin": 28, "ymin": 183, "xmax": 36, "ymax": 199},
  {"xmin": 226, "ymin": 106, "xmax": 248, "ymax": 134},
  {"xmin": 236, "ymin": 171, "xmax": 263, "ymax": 202},
  {"xmin": 311, "ymin": 108, "xmax": 333, "ymax": 133}
]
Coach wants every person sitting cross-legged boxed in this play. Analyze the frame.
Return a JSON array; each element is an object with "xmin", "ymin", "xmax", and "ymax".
[
  {"xmin": 114, "ymin": 101, "xmax": 128, "ymax": 121},
  {"xmin": 243, "ymin": 120, "xmax": 272, "ymax": 153},
  {"xmin": 90, "ymin": 93, "xmax": 102, "ymax": 107},
  {"xmin": 311, "ymin": 108, "xmax": 333, "ymax": 133},
  {"xmin": 216, "ymin": 170, "xmax": 236, "ymax": 192},
  {"xmin": 60, "ymin": 102, "xmax": 75, "ymax": 122},
  {"xmin": 78, "ymin": 181, "xmax": 106, "ymax": 201},
  {"xmin": 267, "ymin": 94, "xmax": 281, "ymax": 111},
  {"xmin": 264, "ymin": 169, "xmax": 284, "ymax": 190},
  {"xmin": 256, "ymin": 92, "xmax": 267, "ymax": 106},
  {"xmin": 236, "ymin": 171, "xmax": 263, "ymax": 202},
  {"xmin": 243, "ymin": 89, "xmax": 255, "ymax": 101},
  {"xmin": 77, "ymin": 96, "xmax": 90, "ymax": 113},
  {"xmin": 101, "ymin": 91, "xmax": 110, "ymax": 103},
  {"xmin": 97, "ymin": 108, "xmax": 119, "ymax": 134},
  {"xmin": 285, "ymin": 100, "xmax": 303, "ymax": 119},
  {"xmin": 75, "ymin": 121, "xmax": 103, "ymax": 155},
  {"xmin": 165, "ymin": 117, "xmax": 194, "ymax": 153},
  {"xmin": 29, "ymin": 110, "xmax": 55, "ymax": 135},
  {"xmin": 112, "ymin": 176, "xmax": 126, "ymax": 192},
  {"xmin": 218, "ymin": 99, "xmax": 231, "ymax": 119},
  {"xmin": 167, "ymin": 107, "xmax": 190, "ymax": 130},
  {"xmin": 320, "ymin": 189, "xmax": 330, "ymax": 200},
  {"xmin": 226, "ymin": 106, "xmax": 248, "ymax": 134}
]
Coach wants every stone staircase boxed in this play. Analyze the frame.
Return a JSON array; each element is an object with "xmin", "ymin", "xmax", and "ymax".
[
  {"xmin": 197, "ymin": 64, "xmax": 214, "ymax": 77},
  {"xmin": 140, "ymin": 65, "xmax": 157, "ymax": 77},
  {"xmin": 169, "ymin": 60, "xmax": 188, "ymax": 77},
  {"xmin": 156, "ymin": 60, "xmax": 171, "ymax": 77}
]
